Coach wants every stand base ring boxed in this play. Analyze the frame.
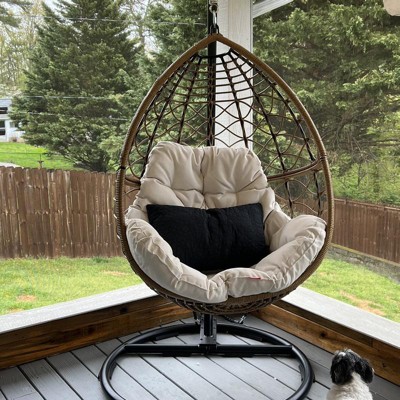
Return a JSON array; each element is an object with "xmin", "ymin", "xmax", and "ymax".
[{"xmin": 100, "ymin": 322, "xmax": 314, "ymax": 400}]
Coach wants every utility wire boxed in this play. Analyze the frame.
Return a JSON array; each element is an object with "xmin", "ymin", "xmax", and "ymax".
[
  {"xmin": 11, "ymin": 13, "xmax": 206, "ymax": 25},
  {"xmin": 26, "ymin": 111, "xmax": 130, "ymax": 121},
  {"xmin": 4, "ymin": 95, "xmax": 126, "ymax": 101},
  {"xmin": 14, "ymin": 95, "xmax": 118, "ymax": 100}
]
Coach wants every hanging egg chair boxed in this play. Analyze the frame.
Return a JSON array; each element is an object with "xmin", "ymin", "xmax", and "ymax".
[{"xmin": 101, "ymin": 4, "xmax": 334, "ymax": 399}]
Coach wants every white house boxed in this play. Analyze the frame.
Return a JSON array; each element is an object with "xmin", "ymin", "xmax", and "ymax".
[{"xmin": 0, "ymin": 98, "xmax": 24, "ymax": 142}]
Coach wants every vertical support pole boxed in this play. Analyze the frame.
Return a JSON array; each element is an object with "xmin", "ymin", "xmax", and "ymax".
[
  {"xmin": 215, "ymin": 0, "xmax": 253, "ymax": 148},
  {"xmin": 200, "ymin": 314, "xmax": 217, "ymax": 345},
  {"xmin": 207, "ymin": 3, "xmax": 217, "ymax": 146},
  {"xmin": 203, "ymin": 314, "xmax": 214, "ymax": 337},
  {"xmin": 217, "ymin": 0, "xmax": 252, "ymax": 51}
]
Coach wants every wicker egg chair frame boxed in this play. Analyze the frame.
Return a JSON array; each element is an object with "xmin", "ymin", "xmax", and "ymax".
[
  {"xmin": 101, "ymin": 32, "xmax": 334, "ymax": 400},
  {"xmin": 115, "ymin": 32, "xmax": 334, "ymax": 315}
]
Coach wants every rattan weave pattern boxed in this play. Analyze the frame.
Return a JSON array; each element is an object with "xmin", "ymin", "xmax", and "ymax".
[{"xmin": 116, "ymin": 33, "xmax": 334, "ymax": 314}]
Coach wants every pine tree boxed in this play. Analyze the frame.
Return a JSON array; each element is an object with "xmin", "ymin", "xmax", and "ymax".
[
  {"xmin": 0, "ymin": 0, "xmax": 30, "ymax": 28},
  {"xmin": 253, "ymin": 0, "xmax": 400, "ymax": 164},
  {"xmin": 0, "ymin": 0, "xmax": 41, "ymax": 96},
  {"xmin": 145, "ymin": 0, "xmax": 207, "ymax": 81},
  {"xmin": 11, "ymin": 0, "xmax": 139, "ymax": 171}
]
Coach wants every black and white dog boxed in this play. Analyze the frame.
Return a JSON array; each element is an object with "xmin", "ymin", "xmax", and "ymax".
[{"xmin": 327, "ymin": 349, "xmax": 374, "ymax": 400}]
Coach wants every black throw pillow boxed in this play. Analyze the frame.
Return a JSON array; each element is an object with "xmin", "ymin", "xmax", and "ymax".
[{"xmin": 146, "ymin": 203, "xmax": 269, "ymax": 273}]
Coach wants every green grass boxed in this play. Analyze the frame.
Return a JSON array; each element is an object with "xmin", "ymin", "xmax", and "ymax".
[
  {"xmin": 303, "ymin": 259, "xmax": 400, "ymax": 322},
  {"xmin": 0, "ymin": 142, "xmax": 75, "ymax": 170},
  {"xmin": 1, "ymin": 257, "xmax": 399, "ymax": 322},
  {"xmin": 0, "ymin": 257, "xmax": 141, "ymax": 314}
]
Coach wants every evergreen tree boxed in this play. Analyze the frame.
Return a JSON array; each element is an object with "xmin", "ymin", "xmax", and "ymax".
[
  {"xmin": 253, "ymin": 0, "xmax": 400, "ymax": 165},
  {"xmin": 145, "ymin": 0, "xmax": 207, "ymax": 81},
  {"xmin": 11, "ymin": 0, "xmax": 139, "ymax": 171},
  {"xmin": 0, "ymin": 0, "xmax": 40, "ymax": 96},
  {"xmin": 0, "ymin": 0, "xmax": 30, "ymax": 28}
]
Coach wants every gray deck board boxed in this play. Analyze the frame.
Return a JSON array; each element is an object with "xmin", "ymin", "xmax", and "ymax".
[
  {"xmin": 118, "ymin": 355, "xmax": 194, "ymax": 400},
  {"xmin": 1, "ymin": 316, "xmax": 399, "ymax": 400},
  {"xmin": 181, "ymin": 320, "xmax": 329, "ymax": 400},
  {"xmin": 47, "ymin": 352, "xmax": 109, "ymax": 400},
  {"xmin": 20, "ymin": 360, "xmax": 80, "ymax": 400},
  {"xmin": 175, "ymin": 333, "xmax": 292, "ymax": 400},
  {"xmin": 176, "ymin": 355, "xmax": 271, "ymax": 400},
  {"xmin": 157, "ymin": 335, "xmax": 270, "ymax": 400},
  {"xmin": 96, "ymin": 340, "xmax": 158, "ymax": 400},
  {"xmin": 0, "ymin": 367, "xmax": 44, "ymax": 400},
  {"xmin": 96, "ymin": 338, "xmax": 194, "ymax": 400},
  {"xmin": 72, "ymin": 345, "xmax": 108, "ymax": 376},
  {"xmin": 142, "ymin": 354, "xmax": 232, "ymax": 400},
  {"xmin": 244, "ymin": 315, "xmax": 400, "ymax": 400}
]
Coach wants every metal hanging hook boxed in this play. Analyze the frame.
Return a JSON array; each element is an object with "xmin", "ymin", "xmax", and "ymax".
[{"xmin": 209, "ymin": 0, "xmax": 219, "ymax": 33}]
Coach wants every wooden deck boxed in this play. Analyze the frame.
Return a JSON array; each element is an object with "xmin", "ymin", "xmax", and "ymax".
[{"xmin": 0, "ymin": 315, "xmax": 398, "ymax": 400}]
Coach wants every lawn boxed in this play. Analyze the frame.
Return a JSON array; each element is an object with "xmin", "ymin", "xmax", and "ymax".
[
  {"xmin": 0, "ymin": 142, "xmax": 75, "ymax": 170},
  {"xmin": 0, "ymin": 257, "xmax": 140, "ymax": 314},
  {"xmin": 303, "ymin": 259, "xmax": 400, "ymax": 322},
  {"xmin": 0, "ymin": 257, "xmax": 399, "ymax": 322}
]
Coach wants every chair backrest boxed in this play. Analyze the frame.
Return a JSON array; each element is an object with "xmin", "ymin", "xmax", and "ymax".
[
  {"xmin": 130, "ymin": 142, "xmax": 276, "ymax": 219},
  {"xmin": 118, "ymin": 34, "xmax": 333, "ymax": 226}
]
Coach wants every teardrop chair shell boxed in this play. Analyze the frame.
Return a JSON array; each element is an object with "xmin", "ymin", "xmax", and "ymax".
[{"xmin": 115, "ymin": 33, "xmax": 334, "ymax": 315}]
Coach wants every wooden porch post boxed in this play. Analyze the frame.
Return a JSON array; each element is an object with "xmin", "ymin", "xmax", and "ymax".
[
  {"xmin": 215, "ymin": 0, "xmax": 253, "ymax": 147},
  {"xmin": 218, "ymin": 0, "xmax": 252, "ymax": 51}
]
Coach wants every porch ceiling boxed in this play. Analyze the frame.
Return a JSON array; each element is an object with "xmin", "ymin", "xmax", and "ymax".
[{"xmin": 253, "ymin": 0, "xmax": 293, "ymax": 18}]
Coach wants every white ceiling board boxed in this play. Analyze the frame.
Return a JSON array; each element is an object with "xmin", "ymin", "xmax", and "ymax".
[{"xmin": 253, "ymin": 0, "xmax": 293, "ymax": 18}]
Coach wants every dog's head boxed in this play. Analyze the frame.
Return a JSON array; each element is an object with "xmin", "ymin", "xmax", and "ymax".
[{"xmin": 330, "ymin": 349, "xmax": 374, "ymax": 385}]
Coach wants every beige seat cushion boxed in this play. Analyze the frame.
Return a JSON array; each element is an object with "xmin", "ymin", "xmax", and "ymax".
[{"xmin": 125, "ymin": 142, "xmax": 326, "ymax": 303}]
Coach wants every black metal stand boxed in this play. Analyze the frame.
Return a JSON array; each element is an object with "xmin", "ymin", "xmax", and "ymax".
[{"xmin": 99, "ymin": 315, "xmax": 314, "ymax": 400}]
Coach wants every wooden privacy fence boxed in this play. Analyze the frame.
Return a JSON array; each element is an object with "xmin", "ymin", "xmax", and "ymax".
[
  {"xmin": 0, "ymin": 167, "xmax": 399, "ymax": 263},
  {"xmin": 333, "ymin": 199, "xmax": 400, "ymax": 264},
  {"xmin": 0, "ymin": 167, "xmax": 120, "ymax": 258}
]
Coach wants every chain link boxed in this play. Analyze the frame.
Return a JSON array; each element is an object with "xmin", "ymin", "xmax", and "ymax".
[{"xmin": 209, "ymin": 0, "xmax": 218, "ymax": 33}]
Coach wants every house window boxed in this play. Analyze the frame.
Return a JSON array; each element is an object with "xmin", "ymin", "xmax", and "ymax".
[
  {"xmin": 0, "ymin": 120, "xmax": 6, "ymax": 135},
  {"xmin": 0, "ymin": 107, "xmax": 7, "ymax": 115}
]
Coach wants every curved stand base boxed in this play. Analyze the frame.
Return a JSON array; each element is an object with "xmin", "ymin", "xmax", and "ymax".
[{"xmin": 100, "ymin": 317, "xmax": 314, "ymax": 400}]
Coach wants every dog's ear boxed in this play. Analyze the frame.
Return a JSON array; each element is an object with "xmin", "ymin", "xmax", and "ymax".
[
  {"xmin": 355, "ymin": 359, "xmax": 374, "ymax": 384},
  {"xmin": 331, "ymin": 357, "xmax": 353, "ymax": 385}
]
